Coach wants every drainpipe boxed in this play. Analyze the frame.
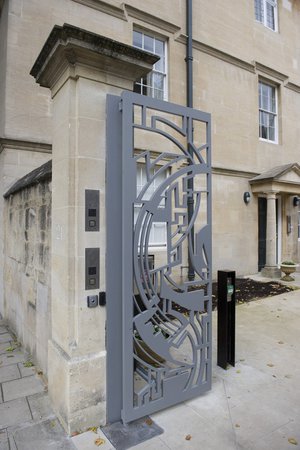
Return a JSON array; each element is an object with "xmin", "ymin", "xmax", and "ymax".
[{"xmin": 186, "ymin": 0, "xmax": 195, "ymax": 281}]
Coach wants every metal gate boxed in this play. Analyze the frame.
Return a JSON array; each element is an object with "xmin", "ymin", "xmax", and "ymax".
[{"xmin": 106, "ymin": 91, "xmax": 212, "ymax": 423}]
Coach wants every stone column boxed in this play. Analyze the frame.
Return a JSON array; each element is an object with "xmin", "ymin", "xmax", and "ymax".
[
  {"xmin": 262, "ymin": 192, "xmax": 281, "ymax": 278},
  {"xmin": 31, "ymin": 24, "xmax": 158, "ymax": 433}
]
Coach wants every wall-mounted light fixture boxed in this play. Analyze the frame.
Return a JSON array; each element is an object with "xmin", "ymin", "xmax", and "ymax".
[
  {"xmin": 243, "ymin": 192, "xmax": 251, "ymax": 204},
  {"xmin": 293, "ymin": 196, "xmax": 300, "ymax": 207}
]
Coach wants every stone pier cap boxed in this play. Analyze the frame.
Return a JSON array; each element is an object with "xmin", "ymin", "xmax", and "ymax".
[{"xmin": 30, "ymin": 23, "xmax": 159, "ymax": 90}]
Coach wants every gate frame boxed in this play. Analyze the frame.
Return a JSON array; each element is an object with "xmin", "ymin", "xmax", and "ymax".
[{"xmin": 106, "ymin": 92, "xmax": 211, "ymax": 424}]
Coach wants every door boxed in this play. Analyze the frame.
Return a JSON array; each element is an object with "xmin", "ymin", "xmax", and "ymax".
[
  {"xmin": 106, "ymin": 92, "xmax": 212, "ymax": 423},
  {"xmin": 258, "ymin": 197, "xmax": 267, "ymax": 271}
]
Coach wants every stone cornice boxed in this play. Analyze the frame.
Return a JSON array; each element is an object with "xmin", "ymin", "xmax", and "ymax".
[
  {"xmin": 71, "ymin": 0, "xmax": 125, "ymax": 20},
  {"xmin": 254, "ymin": 62, "xmax": 288, "ymax": 82},
  {"xmin": 30, "ymin": 23, "xmax": 159, "ymax": 90},
  {"xmin": 0, "ymin": 137, "xmax": 52, "ymax": 154},
  {"xmin": 212, "ymin": 166, "xmax": 258, "ymax": 179},
  {"xmin": 124, "ymin": 4, "xmax": 181, "ymax": 35},
  {"xmin": 176, "ymin": 35, "xmax": 256, "ymax": 73},
  {"xmin": 285, "ymin": 81, "xmax": 300, "ymax": 93}
]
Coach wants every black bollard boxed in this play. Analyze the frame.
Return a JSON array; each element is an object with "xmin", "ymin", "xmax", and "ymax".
[{"xmin": 217, "ymin": 270, "xmax": 236, "ymax": 369}]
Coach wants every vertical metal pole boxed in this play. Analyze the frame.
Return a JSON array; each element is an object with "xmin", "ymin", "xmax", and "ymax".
[{"xmin": 186, "ymin": 0, "xmax": 195, "ymax": 280}]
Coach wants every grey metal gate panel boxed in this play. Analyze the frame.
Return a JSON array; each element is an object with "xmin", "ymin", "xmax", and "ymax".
[{"xmin": 107, "ymin": 91, "xmax": 212, "ymax": 424}]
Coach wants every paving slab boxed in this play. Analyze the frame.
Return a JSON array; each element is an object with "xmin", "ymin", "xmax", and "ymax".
[
  {"xmin": 0, "ymin": 398, "xmax": 32, "ymax": 428},
  {"xmin": 17, "ymin": 362, "xmax": 36, "ymax": 378},
  {"xmin": 2, "ymin": 374, "xmax": 45, "ymax": 402},
  {"xmin": 72, "ymin": 428, "xmax": 114, "ymax": 450},
  {"xmin": 0, "ymin": 342, "xmax": 13, "ymax": 354},
  {"xmin": 27, "ymin": 392, "xmax": 56, "ymax": 422},
  {"xmin": 0, "ymin": 364, "xmax": 20, "ymax": 383},
  {"xmin": 0, "ymin": 430, "xmax": 9, "ymax": 450},
  {"xmin": 0, "ymin": 326, "xmax": 8, "ymax": 335},
  {"xmin": 0, "ymin": 334, "xmax": 12, "ymax": 345},
  {"xmin": 12, "ymin": 419, "xmax": 76, "ymax": 450},
  {"xmin": 0, "ymin": 351, "xmax": 26, "ymax": 367}
]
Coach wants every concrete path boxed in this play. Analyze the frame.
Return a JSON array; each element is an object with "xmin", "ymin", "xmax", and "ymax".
[{"xmin": 1, "ymin": 285, "xmax": 300, "ymax": 449}]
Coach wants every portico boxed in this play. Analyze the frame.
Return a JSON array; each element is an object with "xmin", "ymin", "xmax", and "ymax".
[{"xmin": 250, "ymin": 163, "xmax": 300, "ymax": 277}]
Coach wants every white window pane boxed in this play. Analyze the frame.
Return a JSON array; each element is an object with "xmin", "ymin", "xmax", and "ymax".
[
  {"xmin": 144, "ymin": 35, "xmax": 154, "ymax": 53},
  {"xmin": 155, "ymin": 39, "xmax": 164, "ymax": 56},
  {"xmin": 266, "ymin": 3, "xmax": 275, "ymax": 29},
  {"xmin": 133, "ymin": 31, "xmax": 142, "ymax": 48},
  {"xmin": 133, "ymin": 30, "xmax": 166, "ymax": 100},
  {"xmin": 269, "ymin": 125, "xmax": 275, "ymax": 141},
  {"xmin": 154, "ymin": 57, "xmax": 164, "ymax": 73},
  {"xmin": 153, "ymin": 73, "xmax": 164, "ymax": 91},
  {"xmin": 151, "ymin": 223, "xmax": 167, "ymax": 245},
  {"xmin": 255, "ymin": 0, "xmax": 263, "ymax": 22},
  {"xmin": 153, "ymin": 89, "xmax": 164, "ymax": 100}
]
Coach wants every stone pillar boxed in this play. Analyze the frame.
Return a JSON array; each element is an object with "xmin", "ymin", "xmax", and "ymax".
[
  {"xmin": 31, "ymin": 24, "xmax": 158, "ymax": 433},
  {"xmin": 262, "ymin": 192, "xmax": 281, "ymax": 278}
]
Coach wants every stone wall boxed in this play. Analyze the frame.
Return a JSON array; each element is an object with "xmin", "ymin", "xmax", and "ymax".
[{"xmin": 3, "ymin": 169, "xmax": 51, "ymax": 375}]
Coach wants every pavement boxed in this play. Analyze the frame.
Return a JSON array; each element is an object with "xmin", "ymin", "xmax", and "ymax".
[{"xmin": 1, "ymin": 273, "xmax": 300, "ymax": 450}]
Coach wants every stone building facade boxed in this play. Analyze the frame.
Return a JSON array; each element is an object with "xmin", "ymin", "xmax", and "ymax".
[{"xmin": 0, "ymin": 0, "xmax": 299, "ymax": 433}]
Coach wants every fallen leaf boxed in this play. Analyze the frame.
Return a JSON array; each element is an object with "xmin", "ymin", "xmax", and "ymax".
[
  {"xmin": 278, "ymin": 341, "xmax": 284, "ymax": 344},
  {"xmin": 236, "ymin": 370, "xmax": 241, "ymax": 374},
  {"xmin": 71, "ymin": 431, "xmax": 80, "ymax": 437},
  {"xmin": 88, "ymin": 427, "xmax": 98, "ymax": 434},
  {"xmin": 235, "ymin": 424, "xmax": 240, "ymax": 428},
  {"xmin": 285, "ymin": 374, "xmax": 292, "ymax": 379},
  {"xmin": 7, "ymin": 355, "xmax": 14, "ymax": 358},
  {"xmin": 288, "ymin": 438, "xmax": 298, "ymax": 445},
  {"xmin": 94, "ymin": 438, "xmax": 105, "ymax": 446},
  {"xmin": 37, "ymin": 370, "xmax": 43, "ymax": 376},
  {"xmin": 239, "ymin": 359, "xmax": 245, "ymax": 362},
  {"xmin": 50, "ymin": 420, "xmax": 56, "ymax": 428},
  {"xmin": 267, "ymin": 363, "xmax": 274, "ymax": 367},
  {"xmin": 5, "ymin": 346, "xmax": 15, "ymax": 352},
  {"xmin": 185, "ymin": 434, "xmax": 192, "ymax": 440},
  {"xmin": 145, "ymin": 418, "xmax": 153, "ymax": 426}
]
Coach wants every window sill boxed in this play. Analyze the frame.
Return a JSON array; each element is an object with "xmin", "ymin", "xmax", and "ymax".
[
  {"xmin": 255, "ymin": 20, "xmax": 278, "ymax": 33},
  {"xmin": 148, "ymin": 245, "xmax": 167, "ymax": 250},
  {"xmin": 259, "ymin": 137, "xmax": 278, "ymax": 145}
]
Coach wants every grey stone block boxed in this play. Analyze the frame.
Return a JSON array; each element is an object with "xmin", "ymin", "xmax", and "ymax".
[
  {"xmin": 2, "ymin": 375, "xmax": 44, "ymax": 402},
  {"xmin": 0, "ymin": 398, "xmax": 32, "ymax": 429},
  {"xmin": 0, "ymin": 326, "xmax": 8, "ymax": 335},
  {"xmin": 12, "ymin": 419, "xmax": 76, "ymax": 450},
  {"xmin": 0, "ymin": 364, "xmax": 20, "ymax": 383},
  {"xmin": 27, "ymin": 392, "xmax": 55, "ymax": 422}
]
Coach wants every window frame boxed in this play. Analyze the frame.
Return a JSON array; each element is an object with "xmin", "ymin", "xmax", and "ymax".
[
  {"xmin": 258, "ymin": 80, "xmax": 278, "ymax": 144},
  {"xmin": 255, "ymin": 0, "xmax": 278, "ymax": 32},
  {"xmin": 133, "ymin": 29, "xmax": 168, "ymax": 101},
  {"xmin": 298, "ymin": 211, "xmax": 300, "ymax": 240}
]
